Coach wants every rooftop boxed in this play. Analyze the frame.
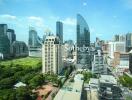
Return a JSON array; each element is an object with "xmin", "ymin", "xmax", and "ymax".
[{"xmin": 100, "ymin": 75, "xmax": 117, "ymax": 85}]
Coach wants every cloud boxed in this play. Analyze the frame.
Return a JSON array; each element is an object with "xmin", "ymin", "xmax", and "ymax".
[
  {"xmin": 83, "ymin": 2, "xmax": 87, "ymax": 6},
  {"xmin": 62, "ymin": 18, "xmax": 76, "ymax": 26},
  {"xmin": 0, "ymin": 14, "xmax": 17, "ymax": 20},
  {"xmin": 27, "ymin": 16, "xmax": 44, "ymax": 28},
  {"xmin": 28, "ymin": 16, "xmax": 43, "ymax": 22},
  {"xmin": 96, "ymin": 33, "xmax": 103, "ymax": 36}
]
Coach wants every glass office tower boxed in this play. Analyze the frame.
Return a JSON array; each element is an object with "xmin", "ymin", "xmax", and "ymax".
[
  {"xmin": 126, "ymin": 33, "xmax": 132, "ymax": 52},
  {"xmin": 28, "ymin": 27, "xmax": 41, "ymax": 47},
  {"xmin": 76, "ymin": 14, "xmax": 90, "ymax": 68},
  {"xmin": 0, "ymin": 24, "xmax": 10, "ymax": 58},
  {"xmin": 56, "ymin": 21, "xmax": 63, "ymax": 44}
]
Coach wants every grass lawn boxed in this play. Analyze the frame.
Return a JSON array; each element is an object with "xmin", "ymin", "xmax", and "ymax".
[{"xmin": 0, "ymin": 57, "xmax": 42, "ymax": 68}]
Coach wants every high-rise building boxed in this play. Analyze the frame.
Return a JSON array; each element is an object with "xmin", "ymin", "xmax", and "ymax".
[
  {"xmin": 113, "ymin": 34, "xmax": 126, "ymax": 42},
  {"xmin": 7, "ymin": 29, "xmax": 16, "ymax": 46},
  {"xmin": 28, "ymin": 27, "xmax": 41, "ymax": 47},
  {"xmin": 42, "ymin": 35, "xmax": 62, "ymax": 74},
  {"xmin": 28, "ymin": 27, "xmax": 42, "ymax": 57},
  {"xmin": 126, "ymin": 33, "xmax": 132, "ymax": 52},
  {"xmin": 56, "ymin": 21, "xmax": 63, "ymax": 44},
  {"xmin": 76, "ymin": 14, "xmax": 90, "ymax": 67},
  {"xmin": 11, "ymin": 41, "xmax": 28, "ymax": 57},
  {"xmin": 0, "ymin": 24, "xmax": 7, "ymax": 36},
  {"xmin": 0, "ymin": 24, "xmax": 10, "ymax": 59}
]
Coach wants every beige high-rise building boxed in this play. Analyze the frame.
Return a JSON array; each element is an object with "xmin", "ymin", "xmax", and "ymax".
[{"xmin": 42, "ymin": 35, "xmax": 62, "ymax": 74}]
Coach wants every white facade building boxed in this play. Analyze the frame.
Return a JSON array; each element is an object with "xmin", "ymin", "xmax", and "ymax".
[
  {"xmin": 42, "ymin": 35, "xmax": 63, "ymax": 74},
  {"xmin": 108, "ymin": 42, "xmax": 126, "ymax": 58}
]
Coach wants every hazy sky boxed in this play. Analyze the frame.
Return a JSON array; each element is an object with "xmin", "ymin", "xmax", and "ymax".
[{"xmin": 0, "ymin": 0, "xmax": 132, "ymax": 43}]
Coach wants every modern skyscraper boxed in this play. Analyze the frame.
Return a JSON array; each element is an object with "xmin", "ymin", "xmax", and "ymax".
[
  {"xmin": 28, "ymin": 27, "xmax": 42, "ymax": 57},
  {"xmin": 56, "ymin": 21, "xmax": 63, "ymax": 44},
  {"xmin": 76, "ymin": 14, "xmax": 90, "ymax": 67},
  {"xmin": 0, "ymin": 24, "xmax": 7, "ymax": 36},
  {"xmin": 0, "ymin": 24, "xmax": 10, "ymax": 59},
  {"xmin": 28, "ymin": 27, "xmax": 41, "ymax": 47},
  {"xmin": 7, "ymin": 29, "xmax": 16, "ymax": 46},
  {"xmin": 126, "ymin": 33, "xmax": 132, "ymax": 52},
  {"xmin": 42, "ymin": 35, "xmax": 62, "ymax": 74}
]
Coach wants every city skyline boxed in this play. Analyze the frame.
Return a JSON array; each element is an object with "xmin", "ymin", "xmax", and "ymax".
[{"xmin": 0, "ymin": 0, "xmax": 132, "ymax": 43}]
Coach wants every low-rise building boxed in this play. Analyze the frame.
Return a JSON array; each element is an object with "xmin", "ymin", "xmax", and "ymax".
[{"xmin": 99, "ymin": 75, "xmax": 122, "ymax": 100}]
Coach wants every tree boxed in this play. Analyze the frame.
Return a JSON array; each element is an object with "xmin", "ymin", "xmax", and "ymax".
[
  {"xmin": 15, "ymin": 86, "xmax": 32, "ymax": 100},
  {"xmin": 65, "ymin": 70, "xmax": 69, "ymax": 79},
  {"xmin": 0, "ymin": 77, "xmax": 16, "ymax": 89},
  {"xmin": 29, "ymin": 74, "xmax": 45, "ymax": 88},
  {"xmin": 21, "ymin": 73, "xmax": 36, "ymax": 84},
  {"xmin": 0, "ymin": 89, "xmax": 16, "ymax": 100},
  {"xmin": 57, "ymin": 79, "xmax": 62, "ymax": 88}
]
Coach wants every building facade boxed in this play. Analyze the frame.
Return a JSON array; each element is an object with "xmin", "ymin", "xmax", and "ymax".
[
  {"xmin": 76, "ymin": 14, "xmax": 90, "ymax": 68},
  {"xmin": 92, "ymin": 49, "xmax": 107, "ymax": 75},
  {"xmin": 108, "ymin": 41, "xmax": 126, "ymax": 58},
  {"xmin": 42, "ymin": 35, "xmax": 62, "ymax": 74}
]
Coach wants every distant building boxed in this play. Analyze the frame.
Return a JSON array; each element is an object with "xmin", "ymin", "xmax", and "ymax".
[
  {"xmin": 113, "ymin": 34, "xmax": 126, "ymax": 42},
  {"xmin": 0, "ymin": 24, "xmax": 10, "ymax": 59},
  {"xmin": 76, "ymin": 14, "xmax": 90, "ymax": 68},
  {"xmin": 0, "ymin": 24, "xmax": 7, "ymax": 36},
  {"xmin": 28, "ymin": 27, "xmax": 42, "ymax": 57},
  {"xmin": 126, "ymin": 33, "xmax": 132, "ymax": 52},
  {"xmin": 7, "ymin": 29, "xmax": 16, "ymax": 45},
  {"xmin": 28, "ymin": 27, "xmax": 41, "ymax": 47},
  {"xmin": 108, "ymin": 41, "xmax": 126, "ymax": 58},
  {"xmin": 92, "ymin": 49, "xmax": 107, "ymax": 75},
  {"xmin": 11, "ymin": 41, "xmax": 28, "ymax": 57},
  {"xmin": 56, "ymin": 21, "xmax": 63, "ymax": 44},
  {"xmin": 42, "ymin": 35, "xmax": 63, "ymax": 74},
  {"xmin": 7, "ymin": 29, "xmax": 16, "ymax": 54}
]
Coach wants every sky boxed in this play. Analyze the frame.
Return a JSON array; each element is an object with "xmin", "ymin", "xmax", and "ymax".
[{"xmin": 0, "ymin": 0, "xmax": 132, "ymax": 44}]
